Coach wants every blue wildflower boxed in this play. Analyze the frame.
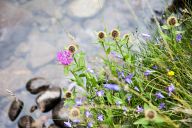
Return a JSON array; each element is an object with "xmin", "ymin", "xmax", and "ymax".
[
  {"xmin": 127, "ymin": 95, "xmax": 132, "ymax": 102},
  {"xmin": 167, "ymin": 84, "xmax": 175, "ymax": 96},
  {"xmin": 152, "ymin": 65, "xmax": 158, "ymax": 70},
  {"xmin": 144, "ymin": 70, "xmax": 153, "ymax": 76},
  {"xmin": 64, "ymin": 121, "xmax": 72, "ymax": 127},
  {"xmin": 96, "ymin": 90, "xmax": 104, "ymax": 97},
  {"xmin": 155, "ymin": 92, "xmax": 165, "ymax": 99},
  {"xmin": 117, "ymin": 70, "xmax": 125, "ymax": 79},
  {"xmin": 87, "ymin": 67, "xmax": 94, "ymax": 74},
  {"xmin": 75, "ymin": 98, "xmax": 83, "ymax": 106},
  {"xmin": 136, "ymin": 106, "xmax": 144, "ymax": 113},
  {"xmin": 122, "ymin": 106, "xmax": 128, "ymax": 112},
  {"xmin": 85, "ymin": 111, "xmax": 92, "ymax": 118},
  {"xmin": 158, "ymin": 103, "xmax": 165, "ymax": 109},
  {"xmin": 87, "ymin": 122, "xmax": 93, "ymax": 128},
  {"xmin": 97, "ymin": 114, "xmax": 104, "ymax": 121},
  {"xmin": 134, "ymin": 86, "xmax": 140, "ymax": 92},
  {"xmin": 115, "ymin": 100, "xmax": 122, "ymax": 106},
  {"xmin": 104, "ymin": 84, "xmax": 120, "ymax": 91},
  {"xmin": 110, "ymin": 51, "xmax": 123, "ymax": 59},
  {"xmin": 125, "ymin": 73, "xmax": 134, "ymax": 84},
  {"xmin": 176, "ymin": 34, "xmax": 182, "ymax": 42},
  {"xmin": 142, "ymin": 33, "xmax": 151, "ymax": 39}
]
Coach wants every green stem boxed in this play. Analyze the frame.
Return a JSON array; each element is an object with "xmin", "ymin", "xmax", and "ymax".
[{"xmin": 115, "ymin": 40, "xmax": 125, "ymax": 60}]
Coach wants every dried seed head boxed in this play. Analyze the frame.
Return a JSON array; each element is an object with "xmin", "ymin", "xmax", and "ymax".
[
  {"xmin": 65, "ymin": 91, "xmax": 72, "ymax": 98},
  {"xmin": 70, "ymin": 108, "xmax": 80, "ymax": 117},
  {"xmin": 69, "ymin": 107, "xmax": 80, "ymax": 120},
  {"xmin": 111, "ymin": 29, "xmax": 120, "ymax": 39},
  {"xmin": 145, "ymin": 109, "xmax": 157, "ymax": 120},
  {"xmin": 98, "ymin": 31, "xmax": 106, "ymax": 40},
  {"xmin": 123, "ymin": 34, "xmax": 129, "ymax": 41},
  {"xmin": 68, "ymin": 44, "xmax": 78, "ymax": 54},
  {"xmin": 167, "ymin": 16, "xmax": 177, "ymax": 26}
]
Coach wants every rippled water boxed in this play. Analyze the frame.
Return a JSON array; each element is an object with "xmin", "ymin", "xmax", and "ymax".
[{"xmin": 0, "ymin": 0, "xmax": 171, "ymax": 127}]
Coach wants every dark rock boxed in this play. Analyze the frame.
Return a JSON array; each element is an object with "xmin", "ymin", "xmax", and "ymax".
[
  {"xmin": 8, "ymin": 98, "xmax": 23, "ymax": 121},
  {"xmin": 52, "ymin": 99, "xmax": 70, "ymax": 128},
  {"xmin": 26, "ymin": 77, "xmax": 50, "ymax": 95},
  {"xmin": 35, "ymin": 87, "xmax": 62, "ymax": 113},
  {"xmin": 48, "ymin": 123, "xmax": 60, "ymax": 128},
  {"xmin": 18, "ymin": 115, "xmax": 34, "ymax": 128}
]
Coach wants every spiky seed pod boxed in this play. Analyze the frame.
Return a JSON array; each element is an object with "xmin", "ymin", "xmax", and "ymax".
[{"xmin": 8, "ymin": 98, "xmax": 24, "ymax": 121}]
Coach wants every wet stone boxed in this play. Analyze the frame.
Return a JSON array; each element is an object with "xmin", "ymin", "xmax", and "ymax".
[
  {"xmin": 66, "ymin": 0, "xmax": 105, "ymax": 18},
  {"xmin": 8, "ymin": 99, "xmax": 24, "ymax": 121},
  {"xmin": 27, "ymin": 41, "xmax": 57, "ymax": 68}
]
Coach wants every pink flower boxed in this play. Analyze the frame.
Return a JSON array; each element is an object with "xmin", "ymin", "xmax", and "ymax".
[{"xmin": 57, "ymin": 50, "xmax": 73, "ymax": 65}]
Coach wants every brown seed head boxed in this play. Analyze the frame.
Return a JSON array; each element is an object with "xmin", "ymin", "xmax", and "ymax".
[
  {"xmin": 145, "ymin": 109, "xmax": 157, "ymax": 120},
  {"xmin": 65, "ymin": 91, "xmax": 72, "ymax": 98},
  {"xmin": 98, "ymin": 31, "xmax": 106, "ymax": 40},
  {"xmin": 111, "ymin": 29, "xmax": 120, "ymax": 39}
]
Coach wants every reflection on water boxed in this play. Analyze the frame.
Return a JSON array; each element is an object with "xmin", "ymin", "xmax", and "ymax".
[{"xmin": 0, "ymin": 0, "xmax": 170, "ymax": 127}]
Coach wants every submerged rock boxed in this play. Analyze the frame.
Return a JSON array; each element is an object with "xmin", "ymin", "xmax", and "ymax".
[
  {"xmin": 26, "ymin": 77, "xmax": 50, "ymax": 95},
  {"xmin": 8, "ymin": 98, "xmax": 24, "ymax": 121},
  {"xmin": 35, "ymin": 87, "xmax": 62, "ymax": 113},
  {"xmin": 52, "ymin": 99, "xmax": 69, "ymax": 128},
  {"xmin": 66, "ymin": 0, "xmax": 105, "ymax": 18},
  {"xmin": 18, "ymin": 115, "xmax": 34, "ymax": 128},
  {"xmin": 48, "ymin": 123, "xmax": 60, "ymax": 128}
]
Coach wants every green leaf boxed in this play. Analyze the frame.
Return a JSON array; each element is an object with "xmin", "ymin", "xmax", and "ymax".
[
  {"xmin": 106, "ymin": 92, "xmax": 113, "ymax": 104},
  {"xmin": 144, "ymin": 103, "xmax": 150, "ymax": 110},
  {"xmin": 79, "ymin": 73, "xmax": 86, "ymax": 77},
  {"xmin": 64, "ymin": 66, "xmax": 70, "ymax": 74},
  {"xmin": 161, "ymin": 25, "xmax": 170, "ymax": 30},
  {"xmin": 134, "ymin": 118, "xmax": 149, "ymax": 125},
  {"xmin": 154, "ymin": 115, "xmax": 164, "ymax": 123},
  {"xmin": 106, "ymin": 47, "xmax": 111, "ymax": 55}
]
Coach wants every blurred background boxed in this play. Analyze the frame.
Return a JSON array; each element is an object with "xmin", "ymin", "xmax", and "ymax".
[{"xmin": 0, "ymin": 0, "xmax": 171, "ymax": 127}]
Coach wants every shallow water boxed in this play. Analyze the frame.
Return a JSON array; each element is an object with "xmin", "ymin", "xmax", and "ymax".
[{"xmin": 0, "ymin": 0, "xmax": 171, "ymax": 127}]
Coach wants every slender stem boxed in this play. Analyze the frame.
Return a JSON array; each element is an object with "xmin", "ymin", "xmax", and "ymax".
[{"xmin": 115, "ymin": 40, "xmax": 125, "ymax": 60}]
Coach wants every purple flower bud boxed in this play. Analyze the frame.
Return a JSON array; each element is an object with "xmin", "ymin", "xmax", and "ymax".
[
  {"xmin": 96, "ymin": 90, "xmax": 104, "ymax": 97},
  {"xmin": 155, "ymin": 92, "xmax": 165, "ymax": 99},
  {"xmin": 104, "ymin": 84, "xmax": 120, "ymax": 91},
  {"xmin": 97, "ymin": 114, "xmax": 104, "ymax": 121},
  {"xmin": 125, "ymin": 74, "xmax": 134, "ymax": 84}
]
